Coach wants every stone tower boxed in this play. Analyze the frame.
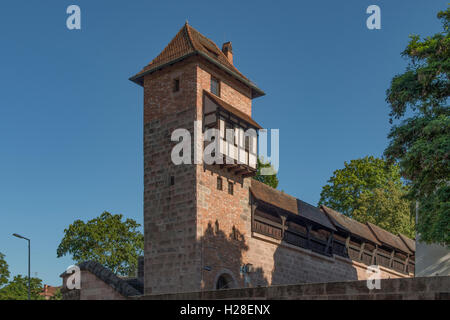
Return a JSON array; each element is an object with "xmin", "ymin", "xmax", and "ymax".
[{"xmin": 130, "ymin": 23, "xmax": 265, "ymax": 295}]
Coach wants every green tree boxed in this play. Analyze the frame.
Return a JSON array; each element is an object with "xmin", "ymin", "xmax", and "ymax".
[
  {"xmin": 353, "ymin": 181, "xmax": 415, "ymax": 238},
  {"xmin": 0, "ymin": 275, "xmax": 44, "ymax": 300},
  {"xmin": 57, "ymin": 211, "xmax": 144, "ymax": 276},
  {"xmin": 0, "ymin": 252, "xmax": 10, "ymax": 288},
  {"xmin": 318, "ymin": 156, "xmax": 415, "ymax": 236},
  {"xmin": 253, "ymin": 158, "xmax": 279, "ymax": 189},
  {"xmin": 49, "ymin": 288, "xmax": 62, "ymax": 300},
  {"xmin": 384, "ymin": 7, "xmax": 450, "ymax": 245}
]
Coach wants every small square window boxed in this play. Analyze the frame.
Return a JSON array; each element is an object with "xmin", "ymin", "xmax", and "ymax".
[
  {"xmin": 217, "ymin": 177, "xmax": 223, "ymax": 190},
  {"xmin": 228, "ymin": 182, "xmax": 233, "ymax": 195},
  {"xmin": 210, "ymin": 77, "xmax": 220, "ymax": 96},
  {"xmin": 173, "ymin": 78, "xmax": 180, "ymax": 92}
]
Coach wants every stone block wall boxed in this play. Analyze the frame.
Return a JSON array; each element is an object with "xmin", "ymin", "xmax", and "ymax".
[
  {"xmin": 143, "ymin": 58, "xmax": 200, "ymax": 295},
  {"xmin": 138, "ymin": 276, "xmax": 450, "ymax": 300}
]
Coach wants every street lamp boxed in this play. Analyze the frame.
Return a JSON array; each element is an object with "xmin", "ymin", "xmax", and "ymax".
[{"xmin": 12, "ymin": 233, "xmax": 30, "ymax": 300}]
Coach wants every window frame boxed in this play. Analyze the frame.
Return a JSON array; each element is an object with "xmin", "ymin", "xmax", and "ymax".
[
  {"xmin": 210, "ymin": 76, "xmax": 220, "ymax": 96},
  {"xmin": 228, "ymin": 181, "xmax": 234, "ymax": 195},
  {"xmin": 173, "ymin": 78, "xmax": 180, "ymax": 92}
]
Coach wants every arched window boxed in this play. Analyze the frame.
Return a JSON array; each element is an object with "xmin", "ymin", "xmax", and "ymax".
[{"xmin": 216, "ymin": 274, "xmax": 233, "ymax": 290}]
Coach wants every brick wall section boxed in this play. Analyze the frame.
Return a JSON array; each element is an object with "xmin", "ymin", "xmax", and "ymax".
[
  {"xmin": 196, "ymin": 165, "xmax": 253, "ymax": 290},
  {"xmin": 79, "ymin": 271, "xmax": 127, "ymax": 300},
  {"xmin": 245, "ymin": 233, "xmax": 409, "ymax": 287},
  {"xmin": 143, "ymin": 58, "xmax": 200, "ymax": 295},
  {"xmin": 195, "ymin": 60, "xmax": 254, "ymax": 291},
  {"xmin": 197, "ymin": 62, "xmax": 252, "ymax": 116},
  {"xmin": 62, "ymin": 271, "xmax": 126, "ymax": 300},
  {"xmin": 137, "ymin": 276, "xmax": 450, "ymax": 300}
]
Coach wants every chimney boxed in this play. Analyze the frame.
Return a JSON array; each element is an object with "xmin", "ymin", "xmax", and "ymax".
[{"xmin": 222, "ymin": 42, "xmax": 233, "ymax": 65}]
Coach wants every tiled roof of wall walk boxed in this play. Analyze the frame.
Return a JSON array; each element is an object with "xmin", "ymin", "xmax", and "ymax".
[
  {"xmin": 399, "ymin": 233, "xmax": 416, "ymax": 254},
  {"xmin": 367, "ymin": 223, "xmax": 414, "ymax": 254},
  {"xmin": 250, "ymin": 180, "xmax": 336, "ymax": 231},
  {"xmin": 204, "ymin": 90, "xmax": 262, "ymax": 129},
  {"xmin": 60, "ymin": 261, "xmax": 143, "ymax": 297},
  {"xmin": 320, "ymin": 205, "xmax": 381, "ymax": 245},
  {"xmin": 249, "ymin": 182, "xmax": 416, "ymax": 253},
  {"xmin": 130, "ymin": 23, "xmax": 265, "ymax": 98}
]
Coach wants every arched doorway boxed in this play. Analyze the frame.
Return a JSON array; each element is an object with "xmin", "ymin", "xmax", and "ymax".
[{"xmin": 215, "ymin": 273, "xmax": 235, "ymax": 290}]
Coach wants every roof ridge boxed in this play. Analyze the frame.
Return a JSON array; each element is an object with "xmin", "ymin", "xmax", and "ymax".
[{"xmin": 184, "ymin": 23, "xmax": 197, "ymax": 52}]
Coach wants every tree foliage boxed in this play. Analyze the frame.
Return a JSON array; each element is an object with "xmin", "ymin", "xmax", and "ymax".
[
  {"xmin": 318, "ymin": 156, "xmax": 415, "ymax": 237},
  {"xmin": 57, "ymin": 211, "xmax": 144, "ymax": 276},
  {"xmin": 49, "ymin": 288, "xmax": 62, "ymax": 300},
  {"xmin": 0, "ymin": 252, "xmax": 10, "ymax": 288},
  {"xmin": 0, "ymin": 275, "xmax": 44, "ymax": 300},
  {"xmin": 384, "ymin": 7, "xmax": 450, "ymax": 245},
  {"xmin": 353, "ymin": 181, "xmax": 415, "ymax": 238},
  {"xmin": 253, "ymin": 158, "xmax": 279, "ymax": 189}
]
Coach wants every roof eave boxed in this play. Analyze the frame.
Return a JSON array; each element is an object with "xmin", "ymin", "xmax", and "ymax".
[
  {"xmin": 197, "ymin": 51, "xmax": 265, "ymax": 99},
  {"xmin": 251, "ymin": 191, "xmax": 337, "ymax": 232},
  {"xmin": 129, "ymin": 52, "xmax": 198, "ymax": 86},
  {"xmin": 129, "ymin": 51, "xmax": 266, "ymax": 99}
]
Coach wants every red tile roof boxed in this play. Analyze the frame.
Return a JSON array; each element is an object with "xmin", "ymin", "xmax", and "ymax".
[
  {"xmin": 40, "ymin": 285, "xmax": 60, "ymax": 298},
  {"xmin": 204, "ymin": 90, "xmax": 262, "ymax": 129},
  {"xmin": 130, "ymin": 23, "xmax": 264, "ymax": 98}
]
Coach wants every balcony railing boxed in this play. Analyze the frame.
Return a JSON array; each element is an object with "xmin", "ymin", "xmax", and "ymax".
[{"xmin": 252, "ymin": 217, "xmax": 332, "ymax": 257}]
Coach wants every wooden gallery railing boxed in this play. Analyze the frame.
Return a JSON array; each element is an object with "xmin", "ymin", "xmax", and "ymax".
[
  {"xmin": 252, "ymin": 213, "xmax": 414, "ymax": 274},
  {"xmin": 346, "ymin": 242, "xmax": 414, "ymax": 274},
  {"xmin": 252, "ymin": 213, "xmax": 336, "ymax": 257}
]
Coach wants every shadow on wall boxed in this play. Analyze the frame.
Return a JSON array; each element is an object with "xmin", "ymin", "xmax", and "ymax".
[
  {"xmin": 200, "ymin": 219, "xmax": 360, "ymax": 290},
  {"xmin": 200, "ymin": 221, "xmax": 269, "ymax": 290},
  {"xmin": 271, "ymin": 242, "xmax": 359, "ymax": 286}
]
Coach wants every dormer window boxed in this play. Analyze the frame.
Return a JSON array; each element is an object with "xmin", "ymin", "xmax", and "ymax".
[{"xmin": 210, "ymin": 76, "xmax": 220, "ymax": 96}]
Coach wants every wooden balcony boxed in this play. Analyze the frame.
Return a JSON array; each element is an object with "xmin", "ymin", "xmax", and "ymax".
[{"xmin": 203, "ymin": 90, "xmax": 260, "ymax": 177}]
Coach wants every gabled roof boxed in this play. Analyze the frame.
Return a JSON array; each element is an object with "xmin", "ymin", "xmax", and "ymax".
[
  {"xmin": 367, "ymin": 223, "xmax": 413, "ymax": 254},
  {"xmin": 250, "ymin": 180, "xmax": 336, "ymax": 231},
  {"xmin": 204, "ymin": 90, "xmax": 262, "ymax": 129},
  {"xmin": 321, "ymin": 205, "xmax": 381, "ymax": 245},
  {"xmin": 130, "ymin": 23, "xmax": 265, "ymax": 99}
]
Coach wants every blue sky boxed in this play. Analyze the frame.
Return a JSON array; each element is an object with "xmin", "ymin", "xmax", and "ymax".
[{"xmin": 0, "ymin": 1, "xmax": 446, "ymax": 286}]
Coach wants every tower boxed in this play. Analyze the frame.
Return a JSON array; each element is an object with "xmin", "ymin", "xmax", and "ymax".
[{"xmin": 130, "ymin": 23, "xmax": 264, "ymax": 295}]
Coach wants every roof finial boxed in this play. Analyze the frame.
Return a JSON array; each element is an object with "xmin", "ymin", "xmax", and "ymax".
[{"xmin": 185, "ymin": 19, "xmax": 189, "ymax": 26}]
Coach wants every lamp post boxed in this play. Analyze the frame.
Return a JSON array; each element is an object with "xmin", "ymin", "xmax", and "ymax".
[{"xmin": 12, "ymin": 233, "xmax": 30, "ymax": 300}]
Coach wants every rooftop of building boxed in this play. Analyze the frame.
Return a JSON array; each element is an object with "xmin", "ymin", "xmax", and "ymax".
[{"xmin": 129, "ymin": 22, "xmax": 265, "ymax": 99}]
